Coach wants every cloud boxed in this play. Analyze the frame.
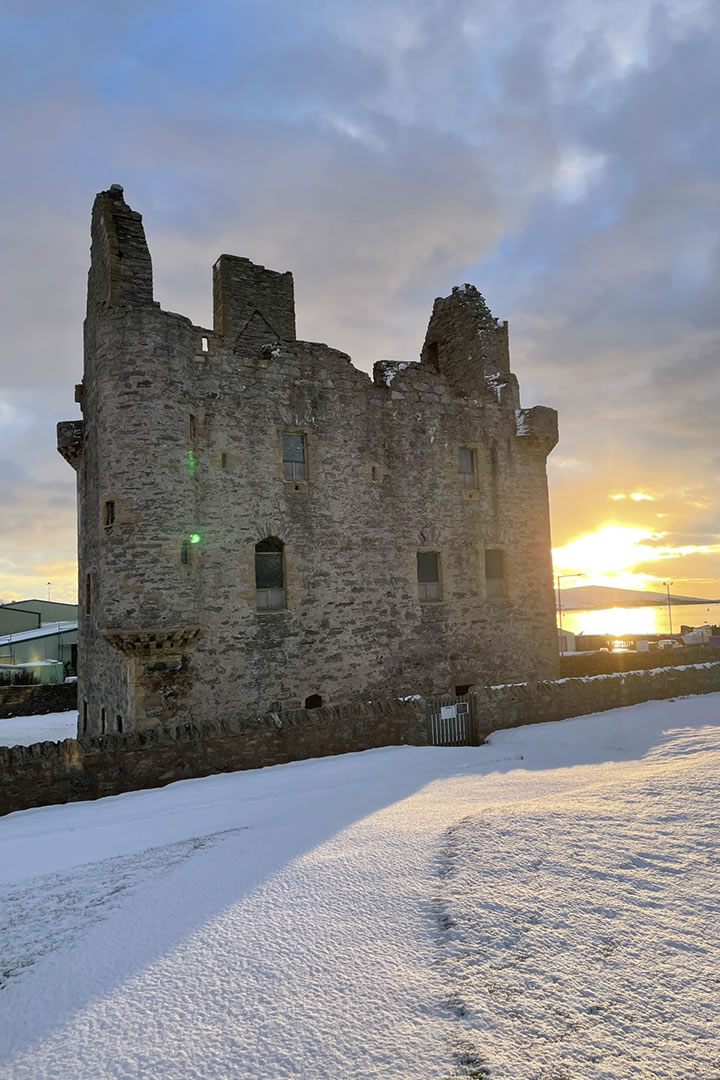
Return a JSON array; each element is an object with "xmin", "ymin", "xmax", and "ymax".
[{"xmin": 0, "ymin": 0, "xmax": 719, "ymax": 598}]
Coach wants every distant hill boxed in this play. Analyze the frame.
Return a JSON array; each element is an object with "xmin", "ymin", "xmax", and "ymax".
[{"xmin": 558, "ymin": 585, "xmax": 717, "ymax": 610}]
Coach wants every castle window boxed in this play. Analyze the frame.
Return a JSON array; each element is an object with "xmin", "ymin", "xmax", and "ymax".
[
  {"xmin": 104, "ymin": 500, "xmax": 116, "ymax": 526},
  {"xmin": 221, "ymin": 453, "xmax": 228, "ymax": 470},
  {"xmin": 100, "ymin": 707, "xmax": 106, "ymax": 734},
  {"xmin": 417, "ymin": 551, "xmax": 441, "ymax": 602},
  {"xmin": 304, "ymin": 694, "xmax": 323, "ymax": 709},
  {"xmin": 458, "ymin": 448, "xmax": 476, "ymax": 489},
  {"xmin": 180, "ymin": 540, "xmax": 191, "ymax": 566},
  {"xmin": 116, "ymin": 715, "xmax": 123, "ymax": 734},
  {"xmin": 485, "ymin": 549, "xmax": 507, "ymax": 597},
  {"xmin": 282, "ymin": 433, "xmax": 306, "ymax": 481},
  {"xmin": 201, "ymin": 336, "xmax": 209, "ymax": 353},
  {"xmin": 82, "ymin": 699, "xmax": 88, "ymax": 733},
  {"xmin": 255, "ymin": 538, "xmax": 285, "ymax": 610},
  {"xmin": 189, "ymin": 414, "xmax": 197, "ymax": 442},
  {"xmin": 85, "ymin": 573, "xmax": 92, "ymax": 614}
]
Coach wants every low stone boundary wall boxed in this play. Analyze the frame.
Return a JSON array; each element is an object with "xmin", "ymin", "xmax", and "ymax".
[
  {"xmin": 472, "ymin": 662, "xmax": 720, "ymax": 741},
  {"xmin": 1, "ymin": 663, "xmax": 718, "ymax": 817},
  {"xmin": 0, "ymin": 698, "xmax": 427, "ymax": 816},
  {"xmin": 0, "ymin": 681, "xmax": 77, "ymax": 720}
]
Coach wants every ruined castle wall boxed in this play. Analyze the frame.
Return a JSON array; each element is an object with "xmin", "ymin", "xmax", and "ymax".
[{"xmin": 64, "ymin": 188, "xmax": 559, "ymax": 736}]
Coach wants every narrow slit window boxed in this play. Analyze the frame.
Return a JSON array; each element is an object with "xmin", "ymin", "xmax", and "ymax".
[
  {"xmin": 417, "ymin": 551, "xmax": 441, "ymax": 602},
  {"xmin": 255, "ymin": 538, "xmax": 285, "ymax": 610},
  {"xmin": 458, "ymin": 448, "xmax": 475, "ymax": 489},
  {"xmin": 104, "ymin": 500, "xmax": 116, "ymax": 526},
  {"xmin": 189, "ymin": 414, "xmax": 197, "ymax": 442},
  {"xmin": 220, "ymin": 452, "xmax": 228, "ymax": 470},
  {"xmin": 82, "ymin": 699, "xmax": 88, "ymax": 733},
  {"xmin": 181, "ymin": 539, "xmax": 191, "ymax": 566},
  {"xmin": 282, "ymin": 433, "xmax": 306, "ymax": 481},
  {"xmin": 485, "ymin": 549, "xmax": 507, "ymax": 597},
  {"xmin": 201, "ymin": 336, "xmax": 209, "ymax": 353},
  {"xmin": 116, "ymin": 715, "xmax": 123, "ymax": 734},
  {"xmin": 100, "ymin": 707, "xmax": 106, "ymax": 734},
  {"xmin": 85, "ymin": 573, "xmax": 92, "ymax": 614}
]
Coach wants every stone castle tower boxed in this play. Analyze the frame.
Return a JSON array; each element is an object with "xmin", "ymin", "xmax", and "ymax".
[{"xmin": 58, "ymin": 185, "xmax": 559, "ymax": 736}]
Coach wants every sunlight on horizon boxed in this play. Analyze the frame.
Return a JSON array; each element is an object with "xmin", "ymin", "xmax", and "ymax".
[{"xmin": 553, "ymin": 524, "xmax": 720, "ymax": 590}]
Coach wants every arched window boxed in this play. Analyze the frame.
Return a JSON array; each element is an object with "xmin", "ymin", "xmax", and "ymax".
[
  {"xmin": 304, "ymin": 693, "xmax": 323, "ymax": 709},
  {"xmin": 255, "ymin": 538, "xmax": 285, "ymax": 610}
]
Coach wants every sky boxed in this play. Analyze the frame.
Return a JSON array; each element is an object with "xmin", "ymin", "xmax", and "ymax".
[{"xmin": 0, "ymin": 0, "xmax": 718, "ymax": 604}]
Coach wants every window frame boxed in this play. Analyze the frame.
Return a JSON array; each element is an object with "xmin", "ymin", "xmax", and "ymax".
[
  {"xmin": 485, "ymin": 548, "xmax": 507, "ymax": 598},
  {"xmin": 417, "ymin": 549, "xmax": 442, "ymax": 603},
  {"xmin": 281, "ymin": 432, "xmax": 307, "ymax": 482},
  {"xmin": 457, "ymin": 447, "xmax": 476, "ymax": 490},
  {"xmin": 255, "ymin": 538, "xmax": 286, "ymax": 612}
]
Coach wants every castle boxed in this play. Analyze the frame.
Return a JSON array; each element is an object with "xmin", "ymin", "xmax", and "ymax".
[{"xmin": 58, "ymin": 185, "xmax": 559, "ymax": 736}]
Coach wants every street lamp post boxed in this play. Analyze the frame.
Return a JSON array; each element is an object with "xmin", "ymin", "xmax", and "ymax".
[
  {"xmin": 663, "ymin": 581, "xmax": 674, "ymax": 636},
  {"xmin": 556, "ymin": 573, "xmax": 588, "ymax": 649}
]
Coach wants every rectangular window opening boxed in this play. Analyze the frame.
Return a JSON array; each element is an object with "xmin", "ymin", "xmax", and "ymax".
[
  {"xmin": 417, "ymin": 550, "xmax": 441, "ymax": 602},
  {"xmin": 220, "ymin": 452, "xmax": 228, "ymax": 470},
  {"xmin": 85, "ymin": 573, "xmax": 92, "ymax": 614},
  {"xmin": 282, "ymin": 433, "xmax": 306, "ymax": 481},
  {"xmin": 104, "ymin": 500, "xmax": 115, "ymax": 526},
  {"xmin": 255, "ymin": 546, "xmax": 285, "ymax": 611},
  {"xmin": 458, "ymin": 448, "xmax": 476, "ymax": 489},
  {"xmin": 189, "ymin": 414, "xmax": 197, "ymax": 442},
  {"xmin": 201, "ymin": 336, "xmax": 209, "ymax": 353},
  {"xmin": 485, "ymin": 549, "xmax": 507, "ymax": 597},
  {"xmin": 82, "ymin": 699, "xmax": 88, "ymax": 733}
]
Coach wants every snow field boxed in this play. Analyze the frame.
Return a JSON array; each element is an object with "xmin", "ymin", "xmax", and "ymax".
[
  {"xmin": 0, "ymin": 694, "xmax": 718, "ymax": 1079},
  {"xmin": 0, "ymin": 710, "xmax": 77, "ymax": 747}
]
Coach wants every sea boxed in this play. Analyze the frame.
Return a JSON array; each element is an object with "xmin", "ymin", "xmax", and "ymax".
[{"xmin": 559, "ymin": 603, "xmax": 720, "ymax": 639}]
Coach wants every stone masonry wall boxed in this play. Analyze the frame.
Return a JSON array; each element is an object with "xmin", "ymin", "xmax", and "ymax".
[
  {"xmin": 0, "ymin": 697, "xmax": 427, "ymax": 816},
  {"xmin": 1, "ymin": 664, "xmax": 718, "ymax": 817}
]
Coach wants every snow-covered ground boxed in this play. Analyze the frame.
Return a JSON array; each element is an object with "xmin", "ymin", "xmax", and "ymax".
[
  {"xmin": 1, "ymin": 695, "xmax": 719, "ymax": 1079},
  {"xmin": 0, "ymin": 710, "xmax": 77, "ymax": 747}
]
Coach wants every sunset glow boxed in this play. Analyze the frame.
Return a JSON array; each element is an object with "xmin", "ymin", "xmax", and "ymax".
[{"xmin": 552, "ymin": 524, "xmax": 720, "ymax": 591}]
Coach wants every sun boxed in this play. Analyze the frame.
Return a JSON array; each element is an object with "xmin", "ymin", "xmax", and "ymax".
[{"xmin": 552, "ymin": 525, "xmax": 661, "ymax": 587}]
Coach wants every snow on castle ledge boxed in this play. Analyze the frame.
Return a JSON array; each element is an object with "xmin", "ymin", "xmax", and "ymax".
[{"xmin": 374, "ymin": 360, "xmax": 412, "ymax": 387}]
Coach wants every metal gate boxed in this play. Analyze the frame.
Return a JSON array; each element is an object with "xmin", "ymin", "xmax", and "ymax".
[{"xmin": 426, "ymin": 695, "xmax": 473, "ymax": 746}]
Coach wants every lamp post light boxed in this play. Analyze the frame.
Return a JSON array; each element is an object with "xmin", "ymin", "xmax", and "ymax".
[
  {"xmin": 556, "ymin": 573, "xmax": 588, "ymax": 648},
  {"xmin": 663, "ymin": 580, "xmax": 674, "ymax": 636}
]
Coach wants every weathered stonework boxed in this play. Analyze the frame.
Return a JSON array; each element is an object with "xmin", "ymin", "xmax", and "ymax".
[{"xmin": 59, "ymin": 185, "xmax": 559, "ymax": 736}]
